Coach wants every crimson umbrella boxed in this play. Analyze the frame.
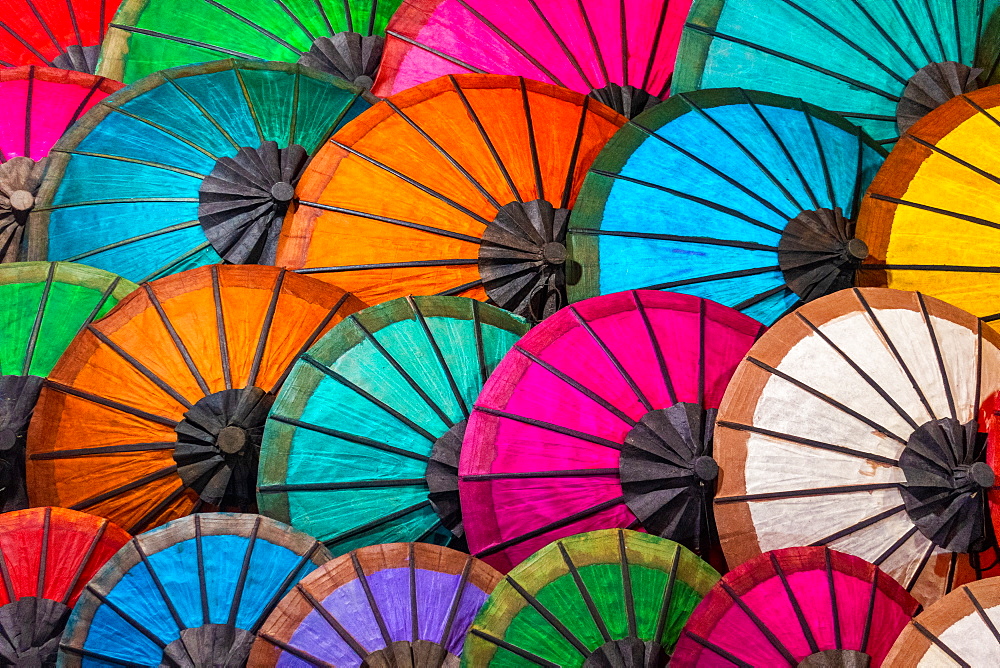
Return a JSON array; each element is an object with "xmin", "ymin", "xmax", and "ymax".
[
  {"xmin": 0, "ymin": 0, "xmax": 122, "ymax": 72},
  {"xmin": 459, "ymin": 290, "xmax": 764, "ymax": 573}
]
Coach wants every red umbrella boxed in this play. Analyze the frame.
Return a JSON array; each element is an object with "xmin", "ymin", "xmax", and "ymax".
[{"xmin": 0, "ymin": 0, "xmax": 122, "ymax": 72}]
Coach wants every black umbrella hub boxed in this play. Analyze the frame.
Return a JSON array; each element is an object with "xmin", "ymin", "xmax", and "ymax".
[
  {"xmin": 0, "ymin": 595, "xmax": 70, "ymax": 665},
  {"xmin": 583, "ymin": 637, "xmax": 667, "ymax": 667},
  {"xmin": 298, "ymin": 32, "xmax": 384, "ymax": 91},
  {"xmin": 589, "ymin": 83, "xmax": 662, "ymax": 119},
  {"xmin": 797, "ymin": 648, "xmax": 872, "ymax": 667},
  {"xmin": 897, "ymin": 62, "xmax": 981, "ymax": 135},
  {"xmin": 426, "ymin": 419, "xmax": 467, "ymax": 539},
  {"xmin": 0, "ymin": 157, "xmax": 47, "ymax": 263},
  {"xmin": 362, "ymin": 640, "xmax": 458, "ymax": 667},
  {"xmin": 0, "ymin": 375, "xmax": 42, "ymax": 512},
  {"xmin": 161, "ymin": 623, "xmax": 256, "ymax": 667},
  {"xmin": 52, "ymin": 45, "xmax": 101, "ymax": 74},
  {"xmin": 778, "ymin": 207, "xmax": 869, "ymax": 303}
]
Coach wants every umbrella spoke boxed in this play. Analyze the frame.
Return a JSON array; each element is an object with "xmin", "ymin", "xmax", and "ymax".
[
  {"xmin": 22, "ymin": 262, "xmax": 55, "ymax": 375},
  {"xmin": 809, "ymin": 504, "xmax": 907, "ymax": 546},
  {"xmin": 0, "ymin": 19, "xmax": 56, "ymax": 66},
  {"xmin": 59, "ymin": 645, "xmax": 151, "ymax": 667},
  {"xmin": 681, "ymin": 632, "xmax": 754, "ymax": 668},
  {"xmin": 906, "ymin": 539, "xmax": 939, "ymax": 592},
  {"xmin": 324, "ymin": 500, "xmax": 432, "ymax": 548},
  {"xmin": 29, "ymin": 441, "xmax": 176, "ymax": 460},
  {"xmin": 134, "ymin": 540, "xmax": 188, "ymax": 636},
  {"xmin": 643, "ymin": 265, "xmax": 781, "ymax": 291},
  {"xmin": 83, "ymin": 586, "xmax": 171, "ymax": 651},
  {"xmin": 64, "ymin": 222, "xmax": 202, "ymax": 262},
  {"xmin": 201, "ymin": 0, "xmax": 303, "ymax": 56},
  {"xmin": 872, "ymin": 524, "xmax": 921, "ymax": 567},
  {"xmin": 62, "ymin": 519, "xmax": 109, "ymax": 605},
  {"xmin": 142, "ymin": 284, "xmax": 212, "ymax": 395},
  {"xmin": 718, "ymin": 581, "xmax": 797, "ymax": 664},
  {"xmin": 45, "ymin": 381, "xmax": 178, "ymax": 427},
  {"xmin": 245, "ymin": 270, "xmax": 284, "ymax": 388},
  {"xmin": 572, "ymin": 226, "xmax": 779, "ymax": 251},
  {"xmin": 291, "ymin": 583, "xmax": 370, "ymax": 659},
  {"xmin": 209, "ymin": 266, "xmax": 232, "ymax": 390},
  {"xmin": 128, "ymin": 482, "xmax": 191, "ymax": 535},
  {"xmin": 69, "ymin": 465, "xmax": 179, "ymax": 512},
  {"xmin": 917, "ymin": 293, "xmax": 958, "ymax": 420},
  {"xmin": 965, "ymin": 586, "xmax": 1000, "ymax": 645},
  {"xmin": 769, "ymin": 553, "xmax": 820, "ymax": 654},
  {"xmin": 259, "ymin": 479, "xmax": 427, "ymax": 493},
  {"xmin": 105, "ymin": 104, "xmax": 221, "ymax": 159},
  {"xmin": 715, "ymin": 482, "xmax": 899, "ymax": 504},
  {"xmin": 107, "ymin": 23, "xmax": 258, "ymax": 60},
  {"xmin": 911, "ymin": 620, "xmax": 972, "ymax": 667},
  {"xmin": 504, "ymin": 576, "xmax": 590, "ymax": 656},
  {"xmin": 385, "ymin": 31, "xmax": 486, "ymax": 74},
  {"xmin": 350, "ymin": 551, "xmax": 394, "ymax": 647},
  {"xmin": 270, "ymin": 292, "xmax": 353, "ymax": 391},
  {"xmin": 256, "ymin": 633, "xmax": 333, "ymax": 667},
  {"xmin": 560, "ymin": 97, "xmax": 590, "ymax": 209},
  {"xmin": 462, "ymin": 469, "xmax": 618, "ymax": 482},
  {"xmin": 409, "ymin": 297, "xmax": 471, "ymax": 418},
  {"xmin": 912, "ymin": 135, "xmax": 1000, "ymax": 188},
  {"xmin": 653, "ymin": 543, "xmax": 682, "ymax": 645},
  {"xmin": 435, "ymin": 278, "xmax": 484, "ymax": 296},
  {"xmin": 732, "ymin": 285, "xmax": 789, "ymax": 312},
  {"xmin": 475, "ymin": 406, "xmax": 622, "ymax": 450},
  {"xmin": 569, "ymin": 305, "xmax": 653, "ymax": 411},
  {"xmin": 556, "ymin": 542, "xmax": 613, "ymax": 643},
  {"xmin": 87, "ymin": 326, "xmax": 194, "ymax": 409},
  {"xmin": 298, "ymin": 201, "xmax": 484, "ymax": 243},
  {"xmin": 469, "ymin": 629, "xmax": 560, "ymax": 667},
  {"xmin": 633, "ymin": 291, "xmax": 677, "ymax": 405},
  {"xmin": 440, "ymin": 556, "xmax": 475, "ymax": 647},
  {"xmin": 52, "ymin": 150, "xmax": 205, "ymax": 179},
  {"xmin": 227, "ymin": 516, "xmax": 261, "ymax": 627},
  {"xmin": 269, "ymin": 414, "xmax": 430, "ymax": 461}
]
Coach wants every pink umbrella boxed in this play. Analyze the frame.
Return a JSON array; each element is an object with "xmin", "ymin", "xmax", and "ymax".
[
  {"xmin": 373, "ymin": 0, "xmax": 692, "ymax": 116},
  {"xmin": 459, "ymin": 290, "xmax": 765, "ymax": 572}
]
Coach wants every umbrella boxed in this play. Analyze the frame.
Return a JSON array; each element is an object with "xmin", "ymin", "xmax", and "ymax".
[
  {"xmin": 882, "ymin": 576, "xmax": 1000, "ymax": 666},
  {"xmin": 671, "ymin": 546, "xmax": 920, "ymax": 667},
  {"xmin": 373, "ymin": 0, "xmax": 693, "ymax": 117},
  {"xmin": 27, "ymin": 59, "xmax": 374, "ymax": 283},
  {"xmin": 463, "ymin": 529, "xmax": 720, "ymax": 666},
  {"xmin": 460, "ymin": 290, "xmax": 764, "ymax": 573},
  {"xmin": 0, "ymin": 261, "xmax": 137, "ymax": 512},
  {"xmin": 100, "ymin": 0, "xmax": 404, "ymax": 87},
  {"xmin": 566, "ymin": 87, "xmax": 887, "ymax": 327},
  {"xmin": 674, "ymin": 0, "xmax": 1000, "ymax": 144},
  {"xmin": 250, "ymin": 542, "xmax": 502, "ymax": 666},
  {"xmin": 714, "ymin": 287, "xmax": 1000, "ymax": 608},
  {"xmin": 59, "ymin": 512, "xmax": 330, "ymax": 667},
  {"xmin": 259, "ymin": 295, "xmax": 528, "ymax": 555},
  {"xmin": 0, "ymin": 507, "xmax": 130, "ymax": 665},
  {"xmin": 26, "ymin": 264, "xmax": 365, "ymax": 534},
  {"xmin": 0, "ymin": 66, "xmax": 121, "ymax": 262},
  {"xmin": 0, "ymin": 0, "xmax": 122, "ymax": 72},
  {"xmin": 856, "ymin": 84, "xmax": 1000, "ymax": 328},
  {"xmin": 275, "ymin": 73, "xmax": 626, "ymax": 322}
]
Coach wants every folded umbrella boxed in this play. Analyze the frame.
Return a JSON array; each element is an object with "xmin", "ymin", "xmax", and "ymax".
[{"xmin": 0, "ymin": 0, "xmax": 122, "ymax": 72}]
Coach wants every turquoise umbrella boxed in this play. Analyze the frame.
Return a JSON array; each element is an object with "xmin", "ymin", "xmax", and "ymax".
[
  {"xmin": 27, "ymin": 59, "xmax": 373, "ymax": 282},
  {"xmin": 258, "ymin": 296, "xmax": 528, "ymax": 554}
]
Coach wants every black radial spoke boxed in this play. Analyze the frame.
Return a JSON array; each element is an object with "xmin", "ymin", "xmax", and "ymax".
[
  {"xmin": 143, "ymin": 284, "xmax": 211, "ymax": 396},
  {"xmin": 69, "ymin": 465, "xmax": 179, "ymax": 512},
  {"xmin": 409, "ymin": 297, "xmax": 469, "ymax": 418},
  {"xmin": 572, "ymin": 226, "xmax": 778, "ymax": 251},
  {"xmin": 211, "ymin": 266, "xmax": 232, "ymax": 390},
  {"xmin": 718, "ymin": 421, "xmax": 898, "ymax": 465},
  {"xmin": 770, "ymin": 553, "xmax": 819, "ymax": 654},
  {"xmin": 295, "ymin": 583, "xmax": 369, "ymax": 659},
  {"xmin": 642, "ymin": 265, "xmax": 781, "ymax": 291},
  {"xmin": 109, "ymin": 23, "xmax": 257, "ymax": 59},
  {"xmin": 719, "ymin": 581, "xmax": 796, "ymax": 664},
  {"xmin": 462, "ymin": 469, "xmax": 618, "ymax": 482},
  {"xmin": 809, "ymin": 505, "xmax": 906, "ymax": 546},
  {"xmin": 716, "ymin": 482, "xmax": 899, "ymax": 504},
  {"xmin": 917, "ymin": 293, "xmax": 958, "ymax": 420},
  {"xmin": 23, "ymin": 263, "xmax": 56, "ymax": 374},
  {"xmin": 87, "ymin": 326, "xmax": 193, "ymax": 409},
  {"xmin": 385, "ymin": 31, "xmax": 486, "ymax": 74},
  {"xmin": 868, "ymin": 194, "xmax": 1000, "ymax": 232},
  {"xmin": 62, "ymin": 520, "xmax": 109, "ymax": 605},
  {"xmin": 475, "ymin": 406, "xmax": 622, "ymax": 449},
  {"xmin": 505, "ymin": 575, "xmax": 590, "ymax": 656},
  {"xmin": 270, "ymin": 293, "xmax": 351, "ymax": 392},
  {"xmin": 246, "ymin": 271, "xmax": 284, "ymax": 388},
  {"xmin": 570, "ymin": 306, "xmax": 653, "ymax": 411},
  {"xmin": 269, "ymin": 414, "xmax": 430, "ymax": 462},
  {"xmin": 258, "ymin": 479, "xmax": 427, "ymax": 493},
  {"xmin": 469, "ymin": 629, "xmax": 559, "ymax": 666},
  {"xmin": 45, "ymin": 381, "xmax": 178, "ymax": 427},
  {"xmin": 324, "ymin": 501, "xmax": 432, "ymax": 548},
  {"xmin": 633, "ymin": 291, "xmax": 677, "ymax": 405},
  {"xmin": 296, "ymin": 202, "xmax": 483, "ymax": 244},
  {"xmin": 911, "ymin": 620, "xmax": 971, "ymax": 667},
  {"xmin": 682, "ymin": 632, "xmax": 754, "ymax": 667},
  {"xmin": 557, "ymin": 542, "xmax": 612, "ymax": 642},
  {"xmin": 965, "ymin": 586, "xmax": 1000, "ymax": 645},
  {"xmin": 872, "ymin": 525, "xmax": 921, "ymax": 566},
  {"xmin": 30, "ymin": 442, "xmax": 175, "ymax": 460}
]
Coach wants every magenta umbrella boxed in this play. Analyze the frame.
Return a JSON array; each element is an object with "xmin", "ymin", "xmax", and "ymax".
[
  {"xmin": 373, "ymin": 0, "xmax": 691, "ymax": 116},
  {"xmin": 459, "ymin": 290, "xmax": 765, "ymax": 572}
]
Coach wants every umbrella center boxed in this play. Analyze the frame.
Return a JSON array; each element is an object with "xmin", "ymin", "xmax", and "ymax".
[
  {"xmin": 589, "ymin": 83, "xmax": 663, "ymax": 119},
  {"xmin": 161, "ymin": 623, "xmax": 256, "ymax": 667},
  {"xmin": 898, "ymin": 416, "xmax": 993, "ymax": 553},
  {"xmin": 173, "ymin": 387, "xmax": 275, "ymax": 508},
  {"xmin": 198, "ymin": 141, "xmax": 308, "ymax": 265},
  {"xmin": 797, "ymin": 649, "xmax": 872, "ymax": 668},
  {"xmin": 582, "ymin": 637, "xmax": 667, "ymax": 667},
  {"xmin": 362, "ymin": 640, "xmax": 459, "ymax": 667},
  {"xmin": 298, "ymin": 32, "xmax": 385, "ymax": 90},
  {"xmin": 778, "ymin": 207, "xmax": 868, "ymax": 303},
  {"xmin": 897, "ymin": 62, "xmax": 981, "ymax": 134},
  {"xmin": 427, "ymin": 419, "xmax": 467, "ymax": 538},
  {"xmin": 0, "ymin": 156, "xmax": 46, "ymax": 262},
  {"xmin": 0, "ymin": 375, "xmax": 42, "ymax": 511},
  {"xmin": 9, "ymin": 190, "xmax": 33, "ymax": 212},
  {"xmin": 479, "ymin": 199, "xmax": 570, "ymax": 322},
  {"xmin": 0, "ymin": 596, "xmax": 71, "ymax": 665},
  {"xmin": 52, "ymin": 45, "xmax": 101, "ymax": 74}
]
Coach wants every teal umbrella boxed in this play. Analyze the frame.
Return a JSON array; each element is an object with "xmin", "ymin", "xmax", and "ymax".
[
  {"xmin": 27, "ymin": 59, "xmax": 373, "ymax": 283},
  {"xmin": 258, "ymin": 296, "xmax": 528, "ymax": 554}
]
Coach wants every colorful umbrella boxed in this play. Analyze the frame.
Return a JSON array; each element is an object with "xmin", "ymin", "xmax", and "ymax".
[
  {"xmin": 27, "ymin": 59, "xmax": 373, "ymax": 282},
  {"xmin": 251, "ymin": 542, "xmax": 502, "ymax": 666},
  {"xmin": 459, "ymin": 290, "xmax": 764, "ymax": 574},
  {"xmin": 0, "ymin": 67, "xmax": 121, "ymax": 262},
  {"xmin": 856, "ymin": 84, "xmax": 1000, "ymax": 328},
  {"xmin": 883, "ymin": 576, "xmax": 1000, "ymax": 666},
  {"xmin": 26, "ymin": 265, "xmax": 364, "ymax": 534},
  {"xmin": 674, "ymin": 0, "xmax": 1000, "ymax": 144},
  {"xmin": 260, "ymin": 296, "xmax": 528, "ymax": 555},
  {"xmin": 566, "ymin": 88, "xmax": 887, "ymax": 327},
  {"xmin": 100, "ymin": 0, "xmax": 403, "ymax": 86},
  {"xmin": 714, "ymin": 287, "xmax": 1000, "ymax": 607},
  {"xmin": 0, "ymin": 261, "xmax": 136, "ymax": 512},
  {"xmin": 463, "ymin": 529, "xmax": 719, "ymax": 666},
  {"xmin": 0, "ymin": 0, "xmax": 122, "ymax": 72},
  {"xmin": 59, "ymin": 513, "xmax": 330, "ymax": 667},
  {"xmin": 672, "ymin": 546, "xmax": 920, "ymax": 667},
  {"xmin": 373, "ymin": 0, "xmax": 692, "ymax": 117},
  {"xmin": 275, "ymin": 73, "xmax": 625, "ymax": 321},
  {"xmin": 0, "ymin": 507, "xmax": 130, "ymax": 665}
]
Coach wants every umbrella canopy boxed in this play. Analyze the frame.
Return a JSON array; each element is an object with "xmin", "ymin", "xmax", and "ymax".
[
  {"xmin": 714, "ymin": 287, "xmax": 1000, "ymax": 607},
  {"xmin": 99, "ymin": 0, "xmax": 404, "ymax": 87},
  {"xmin": 0, "ymin": 261, "xmax": 137, "ymax": 512},
  {"xmin": 460, "ymin": 290, "xmax": 764, "ymax": 573},
  {"xmin": 882, "ymin": 576, "xmax": 1000, "ymax": 666},
  {"xmin": 0, "ymin": 67, "xmax": 121, "ymax": 262},
  {"xmin": 251, "ymin": 542, "xmax": 503, "ymax": 666},
  {"xmin": 26, "ymin": 264, "xmax": 365, "ymax": 534},
  {"xmin": 856, "ymin": 84, "xmax": 1000, "ymax": 328},
  {"xmin": 373, "ymin": 0, "xmax": 692, "ymax": 117},
  {"xmin": 260, "ymin": 296, "xmax": 528, "ymax": 555},
  {"xmin": 463, "ymin": 529, "xmax": 719, "ymax": 666},
  {"xmin": 671, "ymin": 546, "xmax": 920, "ymax": 667},
  {"xmin": 59, "ymin": 513, "xmax": 330, "ymax": 667},
  {"xmin": 0, "ymin": 507, "xmax": 130, "ymax": 665},
  {"xmin": 27, "ymin": 59, "xmax": 373, "ymax": 283},
  {"xmin": 566, "ymin": 87, "xmax": 887, "ymax": 327},
  {"xmin": 674, "ymin": 0, "xmax": 1000, "ymax": 144},
  {"xmin": 0, "ymin": 0, "xmax": 122, "ymax": 72},
  {"xmin": 275, "ymin": 73, "xmax": 625, "ymax": 322}
]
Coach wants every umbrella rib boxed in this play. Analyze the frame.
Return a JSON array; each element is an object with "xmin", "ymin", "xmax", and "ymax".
[
  {"xmin": 919, "ymin": 0, "xmax": 948, "ymax": 60},
  {"xmin": 143, "ymin": 284, "xmax": 212, "ymax": 396},
  {"xmin": 269, "ymin": 292, "xmax": 350, "ymax": 392},
  {"xmin": 653, "ymin": 543, "xmax": 682, "ymax": 646},
  {"xmin": 799, "ymin": 99, "xmax": 838, "ymax": 207},
  {"xmin": 328, "ymin": 141, "xmax": 491, "ymax": 226},
  {"xmin": 385, "ymin": 31, "xmax": 486, "ymax": 74},
  {"xmin": 519, "ymin": 78, "xmax": 546, "ymax": 200},
  {"xmin": 102, "ymin": 104, "xmax": 220, "ymax": 160},
  {"xmin": 210, "ymin": 266, "xmax": 232, "ymax": 390},
  {"xmin": 159, "ymin": 70, "xmax": 243, "ymax": 151},
  {"xmin": 70, "ymin": 275, "xmax": 122, "ymax": 348},
  {"xmin": 297, "ymin": 259, "xmax": 480, "ymax": 275},
  {"xmin": 572, "ymin": 226, "xmax": 779, "ymax": 252},
  {"xmin": 29, "ymin": 441, "xmax": 176, "ymax": 460},
  {"xmin": 268, "ymin": 414, "xmax": 431, "ymax": 462},
  {"xmin": 0, "ymin": 21, "xmax": 55, "ymax": 65},
  {"xmin": 350, "ymin": 551, "xmax": 395, "ymax": 648},
  {"xmin": 475, "ymin": 406, "xmax": 623, "ymax": 450},
  {"xmin": 905, "ymin": 539, "xmax": 939, "ymax": 592},
  {"xmin": 718, "ymin": 581, "xmax": 797, "ymax": 664},
  {"xmin": 129, "ymin": 481, "xmax": 191, "ymax": 535},
  {"xmin": 717, "ymin": 421, "xmax": 899, "ymax": 466},
  {"xmin": 824, "ymin": 548, "xmax": 842, "ymax": 650},
  {"xmin": 298, "ymin": 201, "xmax": 483, "ymax": 243},
  {"xmin": 409, "ymin": 543, "xmax": 419, "ymax": 643},
  {"xmin": 732, "ymin": 285, "xmax": 791, "ymax": 312},
  {"xmin": 472, "ymin": 300, "xmax": 489, "ymax": 387},
  {"xmin": 133, "ymin": 539, "xmax": 189, "ymax": 636},
  {"xmin": 250, "ymin": 542, "xmax": 326, "ymax": 634},
  {"xmin": 469, "ymin": 629, "xmax": 560, "ymax": 666},
  {"xmin": 385, "ymin": 99, "xmax": 502, "ymax": 211},
  {"xmin": 872, "ymin": 524, "xmax": 921, "ymax": 567},
  {"xmin": 227, "ymin": 516, "xmax": 260, "ymax": 627},
  {"xmin": 916, "ymin": 293, "xmax": 958, "ymax": 420},
  {"xmin": 681, "ymin": 632, "xmax": 754, "ymax": 668},
  {"xmin": 231, "ymin": 66, "xmax": 266, "ymax": 144},
  {"xmin": 68, "ymin": 463, "xmax": 179, "ymax": 512},
  {"xmin": 199, "ymin": 0, "xmax": 303, "ymax": 55},
  {"xmin": 630, "ymin": 121, "xmax": 794, "ymax": 223},
  {"xmin": 770, "ymin": 553, "xmax": 820, "ymax": 654},
  {"xmin": 297, "ymin": 354, "xmax": 437, "ymax": 441},
  {"xmin": 715, "ymin": 482, "xmax": 899, "ymax": 504},
  {"xmin": 408, "ymin": 296, "xmax": 471, "ymax": 418},
  {"xmin": 349, "ymin": 314, "xmax": 456, "ymax": 427},
  {"xmin": 587, "ymin": 170, "xmax": 785, "ymax": 235},
  {"xmin": 44, "ymin": 380, "xmax": 179, "ymax": 427},
  {"xmin": 514, "ymin": 346, "xmax": 636, "ymax": 426},
  {"xmin": 745, "ymin": 357, "xmax": 909, "ymax": 443},
  {"xmin": 59, "ymin": 644, "xmax": 154, "ymax": 667},
  {"xmin": 911, "ymin": 620, "xmax": 972, "ymax": 667},
  {"xmin": 22, "ymin": 261, "xmax": 55, "ymax": 375},
  {"xmin": 850, "ymin": 128, "xmax": 866, "ymax": 216},
  {"xmin": 504, "ymin": 576, "xmax": 591, "ymax": 656},
  {"xmin": 641, "ymin": 0, "xmax": 672, "ymax": 94},
  {"xmin": 618, "ymin": 530, "xmax": 638, "ymax": 638},
  {"xmin": 194, "ymin": 516, "xmax": 210, "ymax": 625},
  {"xmin": 52, "ymin": 150, "xmax": 206, "ymax": 180},
  {"xmin": 246, "ymin": 270, "xmax": 284, "ymax": 388},
  {"xmin": 557, "ymin": 542, "xmax": 613, "ymax": 642},
  {"xmin": 462, "ymin": 469, "xmax": 619, "ymax": 482},
  {"xmin": 38, "ymin": 196, "xmax": 201, "ymax": 213},
  {"xmin": 259, "ymin": 479, "xmax": 427, "ymax": 493},
  {"xmin": 435, "ymin": 278, "xmax": 484, "ymax": 296},
  {"xmin": 139, "ymin": 241, "xmax": 215, "ymax": 284},
  {"xmin": 795, "ymin": 312, "xmax": 920, "ymax": 430},
  {"xmin": 862, "ymin": 262, "xmax": 1000, "ymax": 272},
  {"xmin": 108, "ymin": 24, "xmax": 260, "ymax": 60},
  {"xmin": 573, "ymin": 0, "xmax": 609, "ymax": 85},
  {"xmin": 965, "ymin": 586, "xmax": 1000, "ymax": 645},
  {"xmin": 808, "ymin": 504, "xmax": 907, "ymax": 546},
  {"xmin": 25, "ymin": 66, "xmax": 34, "ymax": 156},
  {"xmin": 83, "ymin": 586, "xmax": 172, "ymax": 653},
  {"xmin": 525, "ymin": 0, "xmax": 594, "ymax": 89},
  {"xmin": 633, "ymin": 291, "xmax": 678, "ymax": 405},
  {"xmin": 313, "ymin": 89, "xmax": 365, "ymax": 150},
  {"xmin": 87, "ymin": 326, "xmax": 194, "ymax": 409},
  {"xmin": 257, "ymin": 634, "xmax": 333, "ymax": 667},
  {"xmin": 617, "ymin": 0, "xmax": 628, "ymax": 86},
  {"xmin": 683, "ymin": 24, "xmax": 902, "ymax": 102},
  {"xmin": 440, "ymin": 556, "xmax": 475, "ymax": 648},
  {"xmin": 37, "ymin": 507, "xmax": 50, "ymax": 598},
  {"xmin": 272, "ymin": 0, "xmax": 314, "ymax": 42},
  {"xmin": 642, "ymin": 265, "xmax": 782, "ymax": 292},
  {"xmin": 569, "ymin": 305, "xmax": 654, "ymax": 411},
  {"xmin": 474, "ymin": 495, "xmax": 625, "ymax": 558},
  {"xmin": 560, "ymin": 97, "xmax": 590, "ymax": 209},
  {"xmin": 292, "ymin": 583, "xmax": 370, "ymax": 659},
  {"xmin": 842, "ymin": 0, "xmax": 920, "ymax": 70},
  {"xmin": 910, "ymin": 136, "xmax": 1000, "ymax": 189},
  {"xmin": 62, "ymin": 520, "xmax": 109, "ymax": 605}
]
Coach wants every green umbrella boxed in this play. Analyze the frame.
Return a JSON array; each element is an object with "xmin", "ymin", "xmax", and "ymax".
[
  {"xmin": 100, "ymin": 0, "xmax": 404, "ymax": 86},
  {"xmin": 0, "ymin": 261, "xmax": 137, "ymax": 512}
]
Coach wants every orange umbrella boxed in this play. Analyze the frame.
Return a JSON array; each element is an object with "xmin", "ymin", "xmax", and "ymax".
[
  {"xmin": 276, "ymin": 73, "xmax": 625, "ymax": 321},
  {"xmin": 27, "ymin": 264, "xmax": 364, "ymax": 534}
]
